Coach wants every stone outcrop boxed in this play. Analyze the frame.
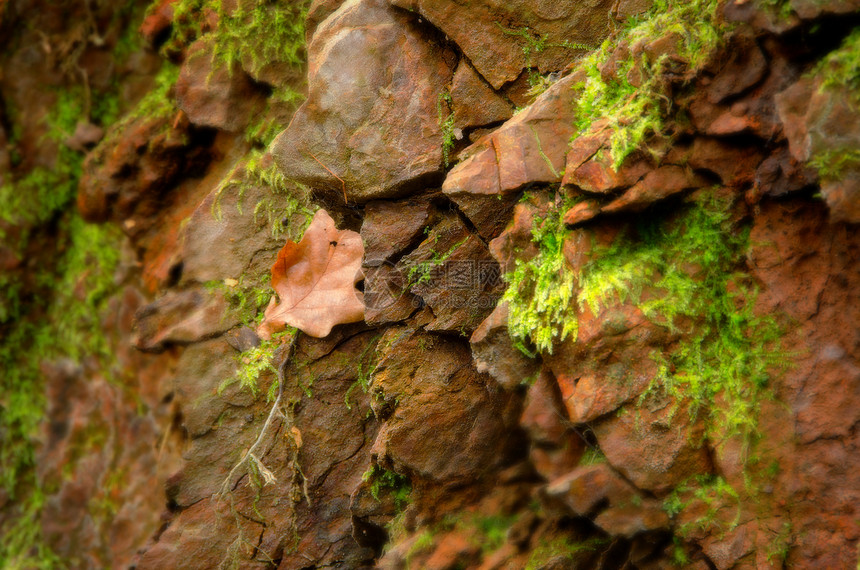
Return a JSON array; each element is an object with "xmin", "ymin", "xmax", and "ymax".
[{"xmin": 2, "ymin": 0, "xmax": 860, "ymax": 568}]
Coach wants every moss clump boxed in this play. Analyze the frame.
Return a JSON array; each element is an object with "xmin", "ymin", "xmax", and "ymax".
[
  {"xmin": 212, "ymin": 149, "xmax": 316, "ymax": 241},
  {"xmin": 663, "ymin": 475, "xmax": 741, "ymax": 537},
  {"xmin": 525, "ymin": 536, "xmax": 610, "ymax": 570},
  {"xmin": 157, "ymin": 0, "xmax": 309, "ymax": 79},
  {"xmin": 807, "ymin": 29, "xmax": 860, "ymax": 182},
  {"xmin": 503, "ymin": 199, "xmax": 578, "ymax": 354},
  {"xmin": 569, "ymin": 0, "xmax": 724, "ymax": 169},
  {"xmin": 504, "ymin": 190, "xmax": 788, "ymax": 446},
  {"xmin": 0, "ymin": 217, "xmax": 122, "ymax": 568},
  {"xmin": 362, "ymin": 465, "xmax": 412, "ymax": 510}
]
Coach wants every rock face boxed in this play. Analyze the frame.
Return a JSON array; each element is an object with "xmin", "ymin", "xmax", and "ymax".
[
  {"xmin": 3, "ymin": 0, "xmax": 860, "ymax": 569},
  {"xmin": 271, "ymin": 0, "xmax": 453, "ymax": 202},
  {"xmin": 389, "ymin": 0, "xmax": 617, "ymax": 89}
]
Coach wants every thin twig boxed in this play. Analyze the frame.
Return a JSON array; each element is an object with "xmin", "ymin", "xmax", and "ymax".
[
  {"xmin": 218, "ymin": 340, "xmax": 293, "ymax": 497},
  {"xmin": 308, "ymin": 152, "xmax": 348, "ymax": 203}
]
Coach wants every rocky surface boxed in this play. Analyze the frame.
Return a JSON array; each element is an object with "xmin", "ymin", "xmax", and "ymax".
[{"xmin": 1, "ymin": 0, "xmax": 859, "ymax": 568}]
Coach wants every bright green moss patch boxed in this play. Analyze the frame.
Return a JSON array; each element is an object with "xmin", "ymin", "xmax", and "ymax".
[
  {"xmin": 504, "ymin": 190, "xmax": 788, "ymax": 446},
  {"xmin": 363, "ymin": 465, "xmax": 412, "ymax": 510},
  {"xmin": 814, "ymin": 27, "xmax": 860, "ymax": 98},
  {"xmin": 503, "ymin": 201, "xmax": 578, "ymax": 354},
  {"xmin": 525, "ymin": 536, "xmax": 610, "ymax": 570},
  {"xmin": 157, "ymin": 0, "xmax": 309, "ymax": 79},
  {"xmin": 569, "ymin": 0, "xmax": 724, "ymax": 169}
]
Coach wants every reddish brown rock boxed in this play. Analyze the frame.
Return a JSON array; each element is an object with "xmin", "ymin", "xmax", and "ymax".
[
  {"xmin": 789, "ymin": 0, "xmax": 860, "ymax": 19},
  {"xmin": 271, "ymin": 0, "xmax": 452, "ymax": 202},
  {"xmin": 363, "ymin": 263, "xmax": 419, "ymax": 325},
  {"xmin": 776, "ymin": 78, "xmax": 860, "ymax": 222},
  {"xmin": 132, "ymin": 288, "xmax": 240, "ymax": 352},
  {"xmin": 140, "ymin": 0, "xmax": 179, "ymax": 46},
  {"xmin": 602, "ymin": 165, "xmax": 707, "ymax": 213},
  {"xmin": 179, "ymin": 153, "xmax": 309, "ymax": 284},
  {"xmin": 706, "ymin": 32, "xmax": 767, "ymax": 104},
  {"xmin": 389, "ymin": 0, "xmax": 615, "ymax": 89},
  {"xmin": 563, "ymin": 140, "xmax": 652, "ymax": 195},
  {"xmin": 176, "ymin": 38, "xmax": 266, "ymax": 132},
  {"xmin": 521, "ymin": 369, "xmax": 586, "ymax": 480},
  {"xmin": 443, "ymin": 73, "xmax": 580, "ymax": 200},
  {"xmin": 471, "ymin": 303, "xmax": 540, "ymax": 390},
  {"xmin": 361, "ymin": 198, "xmax": 436, "ymax": 264},
  {"xmin": 612, "ymin": 0, "xmax": 653, "ymax": 21},
  {"xmin": 401, "ymin": 214, "xmax": 503, "ymax": 334},
  {"xmin": 451, "ymin": 61, "xmax": 513, "ymax": 129},
  {"xmin": 687, "ymin": 137, "xmax": 765, "ymax": 188},
  {"xmin": 545, "ymin": 463, "xmax": 670, "ymax": 537},
  {"xmin": 753, "ymin": 146, "xmax": 816, "ymax": 197},
  {"xmin": 563, "ymin": 200, "xmax": 601, "ymax": 225},
  {"xmin": 592, "ymin": 395, "xmax": 712, "ymax": 494},
  {"xmin": 77, "ymin": 113, "xmax": 208, "ymax": 225},
  {"xmin": 370, "ymin": 328, "xmax": 522, "ymax": 486}
]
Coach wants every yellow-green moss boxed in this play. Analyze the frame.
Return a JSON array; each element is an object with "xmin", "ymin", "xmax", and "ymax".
[
  {"xmin": 504, "ymin": 190, "xmax": 788, "ymax": 446},
  {"xmin": 569, "ymin": 0, "xmax": 724, "ymax": 169}
]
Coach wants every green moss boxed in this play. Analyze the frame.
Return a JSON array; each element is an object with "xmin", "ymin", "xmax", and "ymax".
[
  {"xmin": 503, "ymin": 199, "xmax": 578, "ymax": 354},
  {"xmin": 663, "ymin": 475, "xmax": 740, "ymax": 537},
  {"xmin": 213, "ymin": 149, "xmax": 316, "ymax": 241},
  {"xmin": 815, "ymin": 27, "xmax": 860, "ymax": 98},
  {"xmin": 437, "ymin": 90, "xmax": 456, "ymax": 168},
  {"xmin": 157, "ymin": 0, "xmax": 309, "ymax": 78},
  {"xmin": 569, "ymin": 0, "xmax": 724, "ymax": 169},
  {"xmin": 362, "ymin": 465, "xmax": 412, "ymax": 510},
  {"xmin": 504, "ymin": 190, "xmax": 789, "ymax": 446},
  {"xmin": 525, "ymin": 536, "xmax": 609, "ymax": 570},
  {"xmin": 807, "ymin": 29, "xmax": 860, "ymax": 182}
]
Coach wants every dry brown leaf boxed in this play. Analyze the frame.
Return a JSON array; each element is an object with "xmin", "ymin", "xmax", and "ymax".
[{"xmin": 257, "ymin": 209, "xmax": 365, "ymax": 339}]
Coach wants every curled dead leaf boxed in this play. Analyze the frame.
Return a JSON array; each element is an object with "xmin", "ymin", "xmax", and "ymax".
[{"xmin": 257, "ymin": 209, "xmax": 365, "ymax": 339}]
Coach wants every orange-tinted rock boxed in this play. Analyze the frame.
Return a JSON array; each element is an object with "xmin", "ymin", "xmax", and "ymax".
[
  {"xmin": 563, "ymin": 200, "xmax": 601, "ymax": 226},
  {"xmin": 370, "ymin": 328, "xmax": 522, "ymax": 486},
  {"xmin": 443, "ymin": 73, "xmax": 580, "ymax": 201},
  {"xmin": 132, "ymin": 288, "xmax": 239, "ymax": 352},
  {"xmin": 401, "ymin": 214, "xmax": 503, "ymax": 333},
  {"xmin": 687, "ymin": 137, "xmax": 765, "ymax": 188},
  {"xmin": 175, "ymin": 38, "xmax": 266, "ymax": 132},
  {"xmin": 602, "ymin": 165, "xmax": 707, "ymax": 213},
  {"xmin": 564, "ymin": 143, "xmax": 651, "ymax": 195},
  {"xmin": 362, "ymin": 198, "xmax": 436, "ymax": 264},
  {"xmin": 545, "ymin": 463, "xmax": 670, "ymax": 537},
  {"xmin": 139, "ymin": 0, "xmax": 179, "ymax": 46},
  {"xmin": 271, "ymin": 0, "xmax": 452, "ymax": 202},
  {"xmin": 776, "ymin": 77, "xmax": 860, "ymax": 222},
  {"xmin": 706, "ymin": 32, "xmax": 767, "ymax": 104},
  {"xmin": 521, "ymin": 369, "xmax": 585, "ymax": 480},
  {"xmin": 389, "ymin": 0, "xmax": 615, "ymax": 89},
  {"xmin": 593, "ymin": 396, "xmax": 712, "ymax": 494},
  {"xmin": 471, "ymin": 303, "xmax": 540, "ymax": 390},
  {"xmin": 451, "ymin": 61, "xmax": 513, "ymax": 129}
]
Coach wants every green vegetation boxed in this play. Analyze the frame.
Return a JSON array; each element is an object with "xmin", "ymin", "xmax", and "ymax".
[
  {"xmin": 496, "ymin": 23, "xmax": 590, "ymax": 97},
  {"xmin": 663, "ymin": 475, "xmax": 741, "ymax": 537},
  {"xmin": 407, "ymin": 235, "xmax": 468, "ymax": 287},
  {"xmin": 525, "ymin": 536, "xmax": 609, "ymax": 569},
  {"xmin": 808, "ymin": 28, "xmax": 860, "ymax": 182},
  {"xmin": 503, "ymin": 197, "xmax": 579, "ymax": 354},
  {"xmin": 505, "ymin": 190, "xmax": 788, "ymax": 446},
  {"xmin": 362, "ymin": 465, "xmax": 412, "ymax": 510},
  {"xmin": 157, "ymin": 0, "xmax": 308, "ymax": 76},
  {"xmin": 212, "ymin": 149, "xmax": 316, "ymax": 241},
  {"xmin": 0, "ymin": 34, "xmax": 130, "ymax": 564},
  {"xmin": 437, "ymin": 91, "xmax": 456, "ymax": 167},
  {"xmin": 569, "ymin": 0, "xmax": 724, "ymax": 169}
]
